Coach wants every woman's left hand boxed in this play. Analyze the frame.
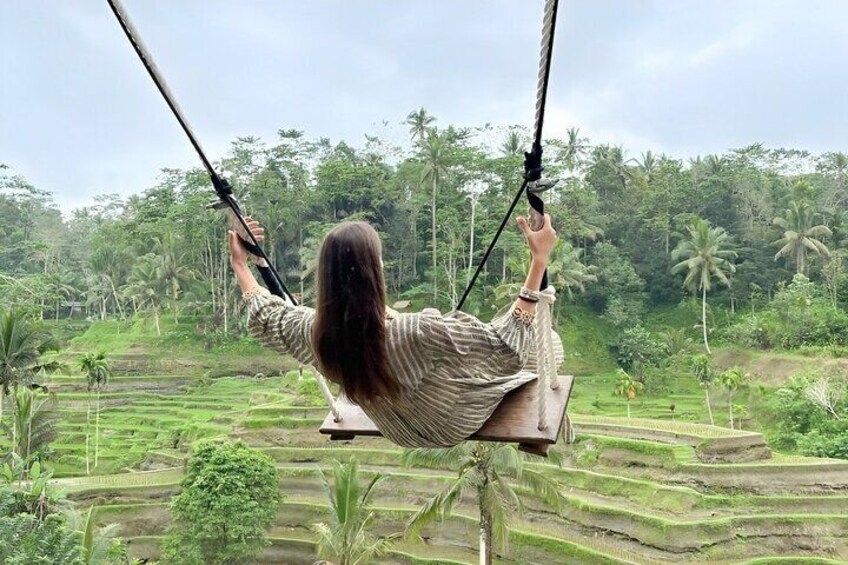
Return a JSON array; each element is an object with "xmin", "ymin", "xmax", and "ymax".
[{"xmin": 228, "ymin": 216, "xmax": 265, "ymax": 267}]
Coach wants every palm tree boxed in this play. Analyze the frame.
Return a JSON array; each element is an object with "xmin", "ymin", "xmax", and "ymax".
[
  {"xmin": 45, "ymin": 271, "xmax": 78, "ymax": 321},
  {"xmin": 773, "ymin": 201, "xmax": 832, "ymax": 275},
  {"xmin": 79, "ymin": 352, "xmax": 111, "ymax": 473},
  {"xmin": 405, "ymin": 107, "xmax": 436, "ymax": 144},
  {"xmin": 718, "ymin": 368, "xmax": 745, "ymax": 429},
  {"xmin": 563, "ymin": 127, "xmax": 586, "ymax": 174},
  {"xmin": 691, "ymin": 354, "xmax": 715, "ymax": 425},
  {"xmin": 637, "ymin": 150, "xmax": 657, "ymax": 183},
  {"xmin": 65, "ymin": 507, "xmax": 124, "ymax": 565},
  {"xmin": 153, "ymin": 233, "xmax": 195, "ymax": 321},
  {"xmin": 614, "ymin": 369, "xmax": 642, "ymax": 418},
  {"xmin": 420, "ymin": 129, "xmax": 451, "ymax": 303},
  {"xmin": 0, "ymin": 310, "xmax": 59, "ymax": 435},
  {"xmin": 312, "ymin": 460, "xmax": 397, "ymax": 565},
  {"xmin": 1, "ymin": 387, "xmax": 57, "ymax": 470},
  {"xmin": 404, "ymin": 443, "xmax": 563, "ymax": 565},
  {"xmin": 123, "ymin": 254, "xmax": 168, "ymax": 335},
  {"xmin": 499, "ymin": 131, "xmax": 523, "ymax": 157},
  {"xmin": 671, "ymin": 219, "xmax": 737, "ymax": 354},
  {"xmin": 546, "ymin": 241, "xmax": 598, "ymax": 298}
]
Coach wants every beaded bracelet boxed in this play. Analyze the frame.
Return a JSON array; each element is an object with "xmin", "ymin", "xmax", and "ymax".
[
  {"xmin": 511, "ymin": 307, "xmax": 535, "ymax": 326},
  {"xmin": 242, "ymin": 286, "xmax": 267, "ymax": 303}
]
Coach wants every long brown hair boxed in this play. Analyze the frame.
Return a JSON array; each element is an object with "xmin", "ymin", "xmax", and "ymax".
[{"xmin": 311, "ymin": 222, "xmax": 398, "ymax": 405}]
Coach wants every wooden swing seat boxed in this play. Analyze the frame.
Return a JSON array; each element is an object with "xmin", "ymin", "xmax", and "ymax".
[{"xmin": 319, "ymin": 375, "xmax": 574, "ymax": 457}]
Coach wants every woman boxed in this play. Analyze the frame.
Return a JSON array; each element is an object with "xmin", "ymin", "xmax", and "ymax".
[{"xmin": 229, "ymin": 214, "xmax": 558, "ymax": 448}]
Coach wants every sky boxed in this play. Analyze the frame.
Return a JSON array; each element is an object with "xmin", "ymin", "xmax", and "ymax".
[{"xmin": 1, "ymin": 0, "xmax": 847, "ymax": 213}]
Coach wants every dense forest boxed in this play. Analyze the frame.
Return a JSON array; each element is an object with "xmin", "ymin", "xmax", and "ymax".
[{"xmin": 3, "ymin": 112, "xmax": 848, "ymax": 340}]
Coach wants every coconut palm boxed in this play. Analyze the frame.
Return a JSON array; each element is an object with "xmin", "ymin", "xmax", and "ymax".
[
  {"xmin": 0, "ymin": 309, "xmax": 59, "ymax": 435},
  {"xmin": 773, "ymin": 201, "xmax": 832, "ymax": 275},
  {"xmin": 404, "ymin": 443, "xmax": 563, "ymax": 565},
  {"xmin": 547, "ymin": 241, "xmax": 598, "ymax": 298},
  {"xmin": 420, "ymin": 129, "xmax": 451, "ymax": 303},
  {"xmin": 671, "ymin": 219, "xmax": 737, "ymax": 354},
  {"xmin": 153, "ymin": 233, "xmax": 195, "ymax": 321},
  {"xmin": 614, "ymin": 368, "xmax": 642, "ymax": 418},
  {"xmin": 691, "ymin": 354, "xmax": 715, "ymax": 425},
  {"xmin": 499, "ymin": 131, "xmax": 523, "ymax": 157},
  {"xmin": 1, "ymin": 387, "xmax": 57, "ymax": 468},
  {"xmin": 123, "ymin": 254, "xmax": 168, "ymax": 335},
  {"xmin": 637, "ymin": 150, "xmax": 657, "ymax": 183},
  {"xmin": 45, "ymin": 270, "xmax": 78, "ymax": 321},
  {"xmin": 562, "ymin": 127, "xmax": 587, "ymax": 174},
  {"xmin": 312, "ymin": 460, "xmax": 397, "ymax": 565},
  {"xmin": 405, "ymin": 107, "xmax": 436, "ymax": 144},
  {"xmin": 718, "ymin": 368, "xmax": 746, "ymax": 429},
  {"xmin": 80, "ymin": 352, "xmax": 111, "ymax": 473}
]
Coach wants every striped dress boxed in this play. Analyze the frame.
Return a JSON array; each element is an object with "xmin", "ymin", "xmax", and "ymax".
[{"xmin": 245, "ymin": 286, "xmax": 559, "ymax": 448}]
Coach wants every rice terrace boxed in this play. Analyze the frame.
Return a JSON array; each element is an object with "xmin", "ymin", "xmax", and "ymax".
[{"xmin": 3, "ymin": 0, "xmax": 848, "ymax": 564}]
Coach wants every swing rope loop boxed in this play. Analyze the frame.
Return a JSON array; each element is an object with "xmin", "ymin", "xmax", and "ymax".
[{"xmin": 534, "ymin": 286, "xmax": 559, "ymax": 430}]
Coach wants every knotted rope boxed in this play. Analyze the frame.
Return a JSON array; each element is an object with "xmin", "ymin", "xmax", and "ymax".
[{"xmin": 534, "ymin": 285, "xmax": 560, "ymax": 430}]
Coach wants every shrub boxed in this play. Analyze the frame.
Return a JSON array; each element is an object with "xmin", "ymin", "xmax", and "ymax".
[{"xmin": 162, "ymin": 441, "xmax": 280, "ymax": 565}]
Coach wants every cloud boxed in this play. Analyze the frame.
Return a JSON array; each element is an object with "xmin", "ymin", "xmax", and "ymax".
[{"xmin": 1, "ymin": 0, "xmax": 846, "ymax": 214}]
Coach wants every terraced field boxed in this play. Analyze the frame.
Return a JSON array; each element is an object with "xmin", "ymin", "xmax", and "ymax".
[{"xmin": 42, "ymin": 348, "xmax": 848, "ymax": 564}]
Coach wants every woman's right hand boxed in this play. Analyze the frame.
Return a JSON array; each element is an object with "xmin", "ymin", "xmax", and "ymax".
[{"xmin": 517, "ymin": 213, "xmax": 557, "ymax": 262}]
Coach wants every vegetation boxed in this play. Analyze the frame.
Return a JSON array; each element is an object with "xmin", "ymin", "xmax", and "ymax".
[
  {"xmin": 403, "ymin": 443, "xmax": 564, "ymax": 565},
  {"xmin": 313, "ymin": 459, "xmax": 398, "ymax": 564},
  {"xmin": 3, "ymin": 114, "xmax": 848, "ymax": 562},
  {"xmin": 79, "ymin": 352, "xmax": 111, "ymax": 474},
  {"xmin": 162, "ymin": 441, "xmax": 280, "ymax": 564},
  {"xmin": 614, "ymin": 369, "xmax": 643, "ymax": 418}
]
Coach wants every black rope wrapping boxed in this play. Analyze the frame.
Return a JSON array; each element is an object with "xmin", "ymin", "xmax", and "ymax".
[
  {"xmin": 456, "ymin": 0, "xmax": 559, "ymax": 311},
  {"xmin": 106, "ymin": 0, "xmax": 296, "ymax": 304}
]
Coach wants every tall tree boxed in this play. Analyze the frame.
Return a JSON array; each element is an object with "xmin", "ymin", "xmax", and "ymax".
[
  {"xmin": 671, "ymin": 219, "xmax": 737, "ymax": 354},
  {"xmin": 773, "ymin": 201, "xmax": 832, "ymax": 275},
  {"xmin": 404, "ymin": 443, "xmax": 563, "ymax": 565},
  {"xmin": 420, "ymin": 129, "xmax": 451, "ymax": 303},
  {"xmin": 313, "ymin": 460, "xmax": 396, "ymax": 565},
  {"xmin": 691, "ymin": 354, "xmax": 715, "ymax": 425},
  {"xmin": 123, "ymin": 254, "xmax": 168, "ymax": 335},
  {"xmin": 405, "ymin": 107, "xmax": 436, "ymax": 144},
  {"xmin": 79, "ymin": 352, "xmax": 111, "ymax": 473},
  {"xmin": 718, "ymin": 368, "xmax": 746, "ymax": 429}
]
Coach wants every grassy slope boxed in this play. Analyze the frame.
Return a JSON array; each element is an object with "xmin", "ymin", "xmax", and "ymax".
[{"xmin": 33, "ymin": 317, "xmax": 848, "ymax": 564}]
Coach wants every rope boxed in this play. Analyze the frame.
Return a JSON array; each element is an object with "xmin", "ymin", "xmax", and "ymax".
[
  {"xmin": 534, "ymin": 286, "xmax": 558, "ymax": 430},
  {"xmin": 533, "ymin": 0, "xmax": 560, "ymax": 148},
  {"xmin": 106, "ymin": 0, "xmax": 295, "ymax": 304},
  {"xmin": 312, "ymin": 367, "xmax": 341, "ymax": 421},
  {"xmin": 457, "ymin": 0, "xmax": 560, "ymax": 311}
]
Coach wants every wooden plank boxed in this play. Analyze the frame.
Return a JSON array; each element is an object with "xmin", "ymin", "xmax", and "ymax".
[{"xmin": 319, "ymin": 375, "xmax": 574, "ymax": 446}]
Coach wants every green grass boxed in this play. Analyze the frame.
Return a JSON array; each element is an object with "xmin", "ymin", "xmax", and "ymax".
[
  {"xmin": 25, "ymin": 317, "xmax": 848, "ymax": 564},
  {"xmin": 559, "ymin": 304, "xmax": 617, "ymax": 374}
]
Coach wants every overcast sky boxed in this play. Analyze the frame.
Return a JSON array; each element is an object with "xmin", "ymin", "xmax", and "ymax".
[{"xmin": 2, "ymin": 0, "xmax": 847, "ymax": 213}]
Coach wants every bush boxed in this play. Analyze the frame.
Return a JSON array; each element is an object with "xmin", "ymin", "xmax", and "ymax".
[
  {"xmin": 611, "ymin": 325, "xmax": 665, "ymax": 374},
  {"xmin": 0, "ymin": 513, "xmax": 83, "ymax": 565},
  {"xmin": 767, "ymin": 374, "xmax": 848, "ymax": 459},
  {"xmin": 720, "ymin": 274, "xmax": 848, "ymax": 349},
  {"xmin": 162, "ymin": 441, "xmax": 280, "ymax": 565}
]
